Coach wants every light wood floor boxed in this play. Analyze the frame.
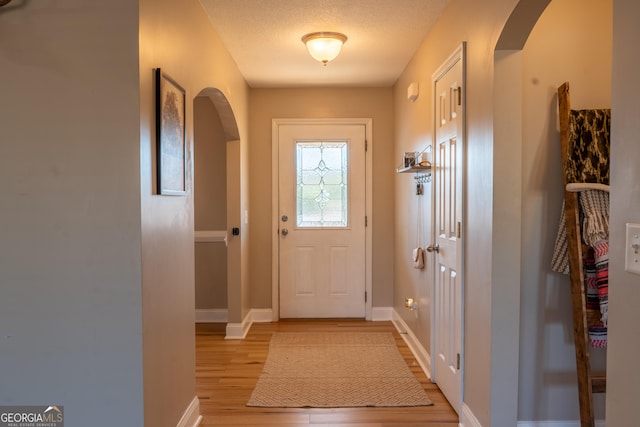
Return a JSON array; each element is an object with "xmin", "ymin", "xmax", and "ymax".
[{"xmin": 196, "ymin": 319, "xmax": 459, "ymax": 426}]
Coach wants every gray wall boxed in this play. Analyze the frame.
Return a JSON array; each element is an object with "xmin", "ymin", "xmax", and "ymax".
[
  {"xmin": 1, "ymin": 0, "xmax": 250, "ymax": 426},
  {"xmin": 607, "ymin": 0, "xmax": 640, "ymax": 425},
  {"xmin": 0, "ymin": 1, "xmax": 144, "ymax": 425}
]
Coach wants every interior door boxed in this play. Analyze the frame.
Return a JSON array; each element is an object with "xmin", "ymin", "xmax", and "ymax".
[
  {"xmin": 432, "ymin": 46, "xmax": 464, "ymax": 413},
  {"xmin": 278, "ymin": 124, "xmax": 366, "ymax": 318}
]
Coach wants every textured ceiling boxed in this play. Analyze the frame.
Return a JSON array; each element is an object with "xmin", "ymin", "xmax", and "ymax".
[{"xmin": 198, "ymin": 0, "xmax": 451, "ymax": 88}]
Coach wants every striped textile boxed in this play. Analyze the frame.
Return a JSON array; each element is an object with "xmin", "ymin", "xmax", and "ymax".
[
  {"xmin": 584, "ymin": 249, "xmax": 606, "ymax": 347},
  {"xmin": 593, "ymin": 239, "xmax": 609, "ymax": 347}
]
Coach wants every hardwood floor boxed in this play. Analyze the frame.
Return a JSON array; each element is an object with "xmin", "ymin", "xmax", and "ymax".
[{"xmin": 196, "ymin": 319, "xmax": 459, "ymax": 426}]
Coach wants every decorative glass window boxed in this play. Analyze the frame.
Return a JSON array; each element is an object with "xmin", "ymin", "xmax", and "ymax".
[{"xmin": 296, "ymin": 141, "xmax": 348, "ymax": 227}]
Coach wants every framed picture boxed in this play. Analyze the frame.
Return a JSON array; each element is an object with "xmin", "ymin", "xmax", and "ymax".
[{"xmin": 155, "ymin": 68, "xmax": 186, "ymax": 195}]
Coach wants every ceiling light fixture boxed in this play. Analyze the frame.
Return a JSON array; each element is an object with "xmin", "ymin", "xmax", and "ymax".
[{"xmin": 301, "ymin": 32, "xmax": 347, "ymax": 66}]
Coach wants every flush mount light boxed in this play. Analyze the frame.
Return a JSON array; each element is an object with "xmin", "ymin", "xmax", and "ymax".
[{"xmin": 301, "ymin": 32, "xmax": 348, "ymax": 66}]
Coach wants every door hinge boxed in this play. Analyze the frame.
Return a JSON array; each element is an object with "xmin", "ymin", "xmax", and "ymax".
[
  {"xmin": 365, "ymin": 140, "xmax": 368, "ymax": 152},
  {"xmin": 456, "ymin": 353, "xmax": 461, "ymax": 370},
  {"xmin": 457, "ymin": 221, "xmax": 461, "ymax": 238},
  {"xmin": 365, "ymin": 216, "xmax": 368, "ymax": 227},
  {"xmin": 365, "ymin": 291, "xmax": 368, "ymax": 303}
]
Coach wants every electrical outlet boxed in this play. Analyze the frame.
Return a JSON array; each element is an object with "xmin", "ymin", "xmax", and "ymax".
[{"xmin": 625, "ymin": 223, "xmax": 640, "ymax": 275}]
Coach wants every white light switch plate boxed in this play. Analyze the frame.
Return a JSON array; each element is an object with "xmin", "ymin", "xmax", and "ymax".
[{"xmin": 625, "ymin": 223, "xmax": 640, "ymax": 275}]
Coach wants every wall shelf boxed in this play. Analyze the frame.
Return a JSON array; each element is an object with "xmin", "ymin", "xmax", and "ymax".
[
  {"xmin": 396, "ymin": 164, "xmax": 432, "ymax": 191},
  {"xmin": 395, "ymin": 164, "xmax": 431, "ymax": 174},
  {"xmin": 398, "ymin": 146, "xmax": 432, "ymax": 187}
]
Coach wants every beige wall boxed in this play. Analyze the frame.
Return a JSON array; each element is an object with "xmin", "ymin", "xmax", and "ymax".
[
  {"xmin": 394, "ymin": 0, "xmax": 528, "ymax": 424},
  {"xmin": 518, "ymin": 0, "xmax": 611, "ymax": 421},
  {"xmin": 194, "ymin": 96, "xmax": 228, "ymax": 310},
  {"xmin": 4, "ymin": 0, "xmax": 635, "ymax": 425},
  {"xmin": 396, "ymin": 0, "xmax": 614, "ymax": 423},
  {"xmin": 139, "ymin": 0, "xmax": 249, "ymax": 425},
  {"xmin": 608, "ymin": 0, "xmax": 640, "ymax": 425},
  {"xmin": 248, "ymin": 88, "xmax": 395, "ymax": 310}
]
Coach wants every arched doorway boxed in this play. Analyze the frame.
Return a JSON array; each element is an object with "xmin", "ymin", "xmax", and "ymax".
[
  {"xmin": 494, "ymin": 0, "xmax": 611, "ymax": 423},
  {"xmin": 193, "ymin": 88, "xmax": 241, "ymax": 332}
]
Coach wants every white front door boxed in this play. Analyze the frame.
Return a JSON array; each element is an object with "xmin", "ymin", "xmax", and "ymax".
[
  {"xmin": 432, "ymin": 45, "xmax": 465, "ymax": 413},
  {"xmin": 277, "ymin": 123, "xmax": 366, "ymax": 318}
]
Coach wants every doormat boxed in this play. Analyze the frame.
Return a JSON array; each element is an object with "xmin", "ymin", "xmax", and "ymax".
[{"xmin": 247, "ymin": 332, "xmax": 433, "ymax": 408}]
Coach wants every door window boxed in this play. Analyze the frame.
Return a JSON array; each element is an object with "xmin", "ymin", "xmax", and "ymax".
[{"xmin": 295, "ymin": 141, "xmax": 348, "ymax": 228}]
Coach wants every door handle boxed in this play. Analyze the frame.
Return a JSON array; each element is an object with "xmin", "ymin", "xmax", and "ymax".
[
  {"xmin": 426, "ymin": 243, "xmax": 439, "ymax": 253},
  {"xmin": 281, "ymin": 228, "xmax": 289, "ymax": 236}
]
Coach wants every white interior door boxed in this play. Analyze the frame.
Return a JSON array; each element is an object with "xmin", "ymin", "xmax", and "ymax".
[
  {"xmin": 432, "ymin": 45, "xmax": 465, "ymax": 413},
  {"xmin": 278, "ymin": 124, "xmax": 366, "ymax": 318}
]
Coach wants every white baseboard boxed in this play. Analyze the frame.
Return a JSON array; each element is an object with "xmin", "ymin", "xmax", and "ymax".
[
  {"xmin": 195, "ymin": 308, "xmax": 228, "ymax": 323},
  {"xmin": 250, "ymin": 308, "xmax": 274, "ymax": 323},
  {"xmin": 457, "ymin": 408, "xmax": 606, "ymax": 427},
  {"xmin": 517, "ymin": 421, "xmax": 605, "ymax": 427},
  {"xmin": 176, "ymin": 396, "xmax": 202, "ymax": 427},
  {"xmin": 390, "ymin": 309, "xmax": 431, "ymax": 379},
  {"xmin": 225, "ymin": 308, "xmax": 273, "ymax": 339},
  {"xmin": 371, "ymin": 306, "xmax": 393, "ymax": 321},
  {"xmin": 459, "ymin": 403, "xmax": 482, "ymax": 427}
]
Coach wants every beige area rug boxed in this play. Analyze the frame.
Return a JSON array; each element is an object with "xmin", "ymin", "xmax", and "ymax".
[{"xmin": 247, "ymin": 332, "xmax": 433, "ymax": 408}]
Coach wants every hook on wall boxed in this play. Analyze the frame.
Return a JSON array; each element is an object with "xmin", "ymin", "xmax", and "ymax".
[{"xmin": 414, "ymin": 173, "xmax": 431, "ymax": 184}]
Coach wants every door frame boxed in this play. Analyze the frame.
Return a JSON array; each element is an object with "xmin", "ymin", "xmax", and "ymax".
[
  {"xmin": 430, "ymin": 43, "xmax": 466, "ymax": 410},
  {"xmin": 271, "ymin": 118, "xmax": 373, "ymax": 321}
]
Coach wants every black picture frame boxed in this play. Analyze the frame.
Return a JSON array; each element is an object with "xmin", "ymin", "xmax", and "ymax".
[{"xmin": 155, "ymin": 68, "xmax": 186, "ymax": 196}]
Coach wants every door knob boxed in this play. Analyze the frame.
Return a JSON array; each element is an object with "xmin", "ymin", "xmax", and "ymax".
[
  {"xmin": 426, "ymin": 243, "xmax": 439, "ymax": 253},
  {"xmin": 281, "ymin": 228, "xmax": 289, "ymax": 236}
]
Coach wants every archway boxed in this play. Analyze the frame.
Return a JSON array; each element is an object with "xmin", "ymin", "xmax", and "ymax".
[
  {"xmin": 193, "ymin": 88, "xmax": 241, "ymax": 330},
  {"xmin": 493, "ymin": 0, "xmax": 611, "ymax": 424}
]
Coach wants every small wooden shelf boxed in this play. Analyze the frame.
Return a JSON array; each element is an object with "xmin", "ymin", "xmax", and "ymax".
[
  {"xmin": 397, "ymin": 164, "xmax": 431, "ymax": 186},
  {"xmin": 396, "ymin": 164, "xmax": 431, "ymax": 174}
]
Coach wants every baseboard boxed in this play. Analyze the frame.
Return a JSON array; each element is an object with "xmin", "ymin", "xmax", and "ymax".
[
  {"xmin": 371, "ymin": 306, "xmax": 393, "ymax": 321},
  {"xmin": 517, "ymin": 421, "xmax": 605, "ymax": 427},
  {"xmin": 391, "ymin": 309, "xmax": 431, "ymax": 379},
  {"xmin": 250, "ymin": 308, "xmax": 274, "ymax": 323},
  {"xmin": 176, "ymin": 396, "xmax": 202, "ymax": 427},
  {"xmin": 458, "ymin": 403, "xmax": 482, "ymax": 427},
  {"xmin": 195, "ymin": 308, "xmax": 228, "ymax": 323},
  {"xmin": 457, "ymin": 409, "xmax": 606, "ymax": 427},
  {"xmin": 225, "ymin": 308, "xmax": 273, "ymax": 339}
]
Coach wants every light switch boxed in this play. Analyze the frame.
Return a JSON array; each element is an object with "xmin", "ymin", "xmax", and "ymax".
[{"xmin": 625, "ymin": 223, "xmax": 640, "ymax": 275}]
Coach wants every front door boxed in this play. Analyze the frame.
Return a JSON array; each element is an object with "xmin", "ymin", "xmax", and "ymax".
[
  {"xmin": 432, "ymin": 45, "xmax": 465, "ymax": 413},
  {"xmin": 277, "ymin": 123, "xmax": 366, "ymax": 318}
]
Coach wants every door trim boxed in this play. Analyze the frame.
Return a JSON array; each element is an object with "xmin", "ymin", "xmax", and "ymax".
[
  {"xmin": 431, "ymin": 42, "xmax": 466, "ymax": 410},
  {"xmin": 271, "ymin": 118, "xmax": 373, "ymax": 320}
]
